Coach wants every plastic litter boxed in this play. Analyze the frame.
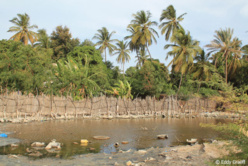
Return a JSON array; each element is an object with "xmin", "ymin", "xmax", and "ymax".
[{"xmin": 0, "ymin": 133, "xmax": 8, "ymax": 138}]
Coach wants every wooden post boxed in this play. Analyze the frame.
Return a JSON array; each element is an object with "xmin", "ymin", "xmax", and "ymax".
[{"xmin": 16, "ymin": 94, "xmax": 19, "ymax": 119}]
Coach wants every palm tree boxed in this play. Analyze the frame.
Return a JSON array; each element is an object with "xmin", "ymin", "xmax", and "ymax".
[
  {"xmin": 206, "ymin": 28, "xmax": 242, "ymax": 83},
  {"xmin": 55, "ymin": 55, "xmax": 103, "ymax": 98},
  {"xmin": 128, "ymin": 10, "xmax": 158, "ymax": 59},
  {"xmin": 34, "ymin": 29, "xmax": 51, "ymax": 48},
  {"xmin": 165, "ymin": 29, "xmax": 201, "ymax": 92},
  {"xmin": 8, "ymin": 13, "xmax": 38, "ymax": 45},
  {"xmin": 135, "ymin": 48, "xmax": 149, "ymax": 67},
  {"xmin": 93, "ymin": 27, "xmax": 116, "ymax": 63},
  {"xmin": 191, "ymin": 50, "xmax": 213, "ymax": 92},
  {"xmin": 159, "ymin": 5, "xmax": 186, "ymax": 41},
  {"xmin": 124, "ymin": 27, "xmax": 141, "ymax": 56},
  {"xmin": 113, "ymin": 40, "xmax": 131, "ymax": 73}
]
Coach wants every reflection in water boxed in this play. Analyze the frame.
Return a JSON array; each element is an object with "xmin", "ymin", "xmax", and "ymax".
[{"xmin": 0, "ymin": 118, "xmax": 228, "ymax": 158}]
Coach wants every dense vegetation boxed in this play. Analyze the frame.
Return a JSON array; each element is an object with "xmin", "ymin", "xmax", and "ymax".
[{"xmin": 1, "ymin": 5, "xmax": 248, "ymax": 103}]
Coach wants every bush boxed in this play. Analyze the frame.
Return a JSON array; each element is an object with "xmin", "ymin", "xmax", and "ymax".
[{"xmin": 199, "ymin": 88, "xmax": 219, "ymax": 97}]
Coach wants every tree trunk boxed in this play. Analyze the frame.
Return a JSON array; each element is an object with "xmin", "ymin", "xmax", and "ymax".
[
  {"xmin": 177, "ymin": 73, "xmax": 183, "ymax": 94},
  {"xmin": 197, "ymin": 82, "xmax": 201, "ymax": 93},
  {"xmin": 105, "ymin": 49, "xmax": 107, "ymax": 63},
  {"xmin": 225, "ymin": 55, "xmax": 228, "ymax": 83},
  {"xmin": 146, "ymin": 44, "xmax": 152, "ymax": 60},
  {"xmin": 123, "ymin": 63, "xmax": 125, "ymax": 74}
]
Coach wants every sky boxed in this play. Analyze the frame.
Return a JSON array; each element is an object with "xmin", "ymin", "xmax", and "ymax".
[{"xmin": 1, "ymin": 0, "xmax": 248, "ymax": 70}]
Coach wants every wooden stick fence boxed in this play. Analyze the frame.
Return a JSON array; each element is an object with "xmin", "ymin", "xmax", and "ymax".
[{"xmin": 0, "ymin": 92, "xmax": 217, "ymax": 119}]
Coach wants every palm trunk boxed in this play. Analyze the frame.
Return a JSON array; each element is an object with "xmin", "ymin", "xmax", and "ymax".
[
  {"xmin": 123, "ymin": 63, "xmax": 125, "ymax": 75},
  {"xmin": 222, "ymin": 50, "xmax": 228, "ymax": 83},
  {"xmin": 177, "ymin": 73, "xmax": 183, "ymax": 94},
  {"xmin": 105, "ymin": 49, "xmax": 107, "ymax": 63},
  {"xmin": 225, "ymin": 55, "xmax": 228, "ymax": 83},
  {"xmin": 146, "ymin": 44, "xmax": 152, "ymax": 60},
  {"xmin": 197, "ymin": 81, "xmax": 201, "ymax": 93}
]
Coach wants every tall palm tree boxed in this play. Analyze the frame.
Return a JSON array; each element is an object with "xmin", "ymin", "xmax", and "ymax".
[
  {"xmin": 113, "ymin": 40, "xmax": 131, "ymax": 73},
  {"xmin": 34, "ymin": 29, "xmax": 51, "ymax": 48},
  {"xmin": 8, "ymin": 13, "xmax": 38, "ymax": 45},
  {"xmin": 159, "ymin": 5, "xmax": 186, "ymax": 41},
  {"xmin": 124, "ymin": 27, "xmax": 142, "ymax": 56},
  {"xmin": 128, "ymin": 10, "xmax": 158, "ymax": 59},
  {"xmin": 165, "ymin": 29, "xmax": 201, "ymax": 92},
  {"xmin": 93, "ymin": 27, "xmax": 116, "ymax": 63},
  {"xmin": 206, "ymin": 28, "xmax": 242, "ymax": 83}
]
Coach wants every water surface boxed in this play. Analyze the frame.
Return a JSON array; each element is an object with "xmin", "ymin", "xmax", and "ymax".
[{"xmin": 0, "ymin": 117, "xmax": 227, "ymax": 158}]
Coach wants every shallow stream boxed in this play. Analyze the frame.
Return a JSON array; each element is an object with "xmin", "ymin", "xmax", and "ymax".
[{"xmin": 0, "ymin": 117, "xmax": 229, "ymax": 158}]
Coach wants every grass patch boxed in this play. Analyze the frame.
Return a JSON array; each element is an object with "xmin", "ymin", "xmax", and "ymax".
[{"xmin": 200, "ymin": 122, "xmax": 248, "ymax": 166}]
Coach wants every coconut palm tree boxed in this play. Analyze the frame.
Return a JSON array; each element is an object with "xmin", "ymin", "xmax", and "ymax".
[
  {"xmin": 191, "ymin": 50, "xmax": 213, "ymax": 92},
  {"xmin": 113, "ymin": 40, "xmax": 131, "ymax": 73},
  {"xmin": 159, "ymin": 5, "xmax": 186, "ymax": 41},
  {"xmin": 128, "ymin": 10, "xmax": 158, "ymax": 59},
  {"xmin": 135, "ymin": 48, "xmax": 149, "ymax": 68},
  {"xmin": 34, "ymin": 29, "xmax": 51, "ymax": 49},
  {"xmin": 165, "ymin": 29, "xmax": 201, "ymax": 92},
  {"xmin": 124, "ymin": 27, "xmax": 141, "ymax": 56},
  {"xmin": 206, "ymin": 28, "xmax": 242, "ymax": 83},
  {"xmin": 8, "ymin": 13, "xmax": 38, "ymax": 45},
  {"xmin": 93, "ymin": 27, "xmax": 116, "ymax": 63}
]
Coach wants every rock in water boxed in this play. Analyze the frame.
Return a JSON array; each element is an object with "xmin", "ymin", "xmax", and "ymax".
[
  {"xmin": 31, "ymin": 142, "xmax": 45, "ymax": 147},
  {"xmin": 45, "ymin": 139, "xmax": 61, "ymax": 150},
  {"xmin": 28, "ymin": 151, "xmax": 43, "ymax": 157},
  {"xmin": 157, "ymin": 134, "xmax": 168, "ymax": 139},
  {"xmin": 121, "ymin": 141, "xmax": 129, "ymax": 144},
  {"xmin": 93, "ymin": 136, "xmax": 110, "ymax": 140},
  {"xmin": 186, "ymin": 138, "xmax": 197, "ymax": 144}
]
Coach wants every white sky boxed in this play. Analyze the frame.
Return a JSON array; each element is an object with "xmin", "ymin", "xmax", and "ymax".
[{"xmin": 1, "ymin": 0, "xmax": 248, "ymax": 70}]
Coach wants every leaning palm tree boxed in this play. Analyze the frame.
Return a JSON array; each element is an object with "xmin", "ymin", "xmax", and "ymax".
[
  {"xmin": 8, "ymin": 13, "xmax": 38, "ymax": 45},
  {"xmin": 205, "ymin": 28, "xmax": 242, "ymax": 83},
  {"xmin": 113, "ymin": 40, "xmax": 131, "ymax": 73},
  {"xmin": 128, "ymin": 10, "xmax": 159, "ymax": 59},
  {"xmin": 93, "ymin": 27, "xmax": 116, "ymax": 63},
  {"xmin": 165, "ymin": 29, "xmax": 201, "ymax": 92},
  {"xmin": 159, "ymin": 5, "xmax": 186, "ymax": 41}
]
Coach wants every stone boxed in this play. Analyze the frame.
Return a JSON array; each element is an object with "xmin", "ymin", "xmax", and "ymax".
[
  {"xmin": 186, "ymin": 138, "xmax": 197, "ymax": 144},
  {"xmin": 11, "ymin": 144, "xmax": 18, "ymax": 147},
  {"xmin": 8, "ymin": 155, "xmax": 18, "ymax": 158},
  {"xmin": 158, "ymin": 153, "xmax": 166, "ymax": 157},
  {"xmin": 121, "ymin": 141, "xmax": 129, "ymax": 144},
  {"xmin": 126, "ymin": 160, "xmax": 133, "ymax": 166},
  {"xmin": 93, "ymin": 136, "xmax": 110, "ymax": 140},
  {"xmin": 109, "ymin": 157, "xmax": 112, "ymax": 159},
  {"xmin": 136, "ymin": 150, "xmax": 147, "ymax": 154},
  {"xmin": 157, "ymin": 134, "xmax": 168, "ymax": 139},
  {"xmin": 28, "ymin": 151, "xmax": 43, "ymax": 157},
  {"xmin": 45, "ymin": 139, "xmax": 61, "ymax": 150},
  {"xmin": 31, "ymin": 142, "xmax": 45, "ymax": 147}
]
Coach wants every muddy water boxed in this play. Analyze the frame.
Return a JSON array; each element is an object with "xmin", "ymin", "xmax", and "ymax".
[{"xmin": 0, "ymin": 118, "xmax": 227, "ymax": 158}]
